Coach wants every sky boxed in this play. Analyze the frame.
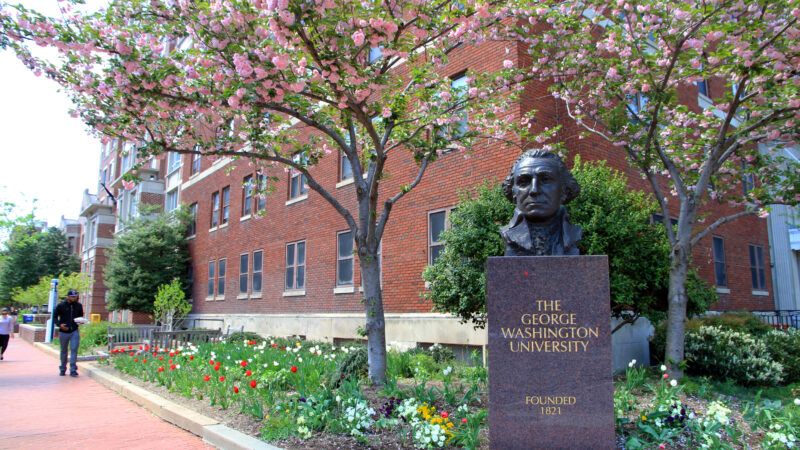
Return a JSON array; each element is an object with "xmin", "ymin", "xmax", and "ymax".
[{"xmin": 0, "ymin": 1, "xmax": 105, "ymax": 230}]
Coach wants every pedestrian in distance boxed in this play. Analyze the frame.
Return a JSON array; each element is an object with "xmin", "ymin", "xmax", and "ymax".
[
  {"xmin": 54, "ymin": 290, "xmax": 84, "ymax": 377},
  {"xmin": 0, "ymin": 307, "xmax": 14, "ymax": 360}
]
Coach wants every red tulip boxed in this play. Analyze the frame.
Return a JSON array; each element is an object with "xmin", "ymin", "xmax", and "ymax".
[
  {"xmin": 158, "ymin": 356, "xmax": 164, "ymax": 361},
  {"xmin": 134, "ymin": 358, "xmax": 139, "ymax": 362},
  {"xmin": 250, "ymin": 379, "xmax": 257, "ymax": 389},
  {"xmin": 245, "ymin": 370, "xmax": 252, "ymax": 377},
  {"xmin": 169, "ymin": 351, "xmax": 175, "ymax": 357},
  {"xmin": 214, "ymin": 365, "xmax": 220, "ymax": 371},
  {"xmin": 168, "ymin": 359, "xmax": 173, "ymax": 364},
  {"xmin": 157, "ymin": 367, "xmax": 164, "ymax": 372},
  {"xmin": 203, "ymin": 375, "xmax": 211, "ymax": 382},
  {"xmin": 233, "ymin": 386, "xmax": 239, "ymax": 394},
  {"xmin": 240, "ymin": 360, "xmax": 248, "ymax": 368},
  {"xmin": 139, "ymin": 346, "xmax": 143, "ymax": 350},
  {"xmin": 462, "ymin": 418, "xmax": 468, "ymax": 424},
  {"xmin": 129, "ymin": 352, "xmax": 134, "ymax": 356},
  {"xmin": 170, "ymin": 364, "xmax": 177, "ymax": 370},
  {"xmin": 142, "ymin": 358, "xmax": 147, "ymax": 363},
  {"xmin": 290, "ymin": 366, "xmax": 298, "ymax": 373},
  {"xmin": 219, "ymin": 376, "xmax": 225, "ymax": 382},
  {"xmin": 209, "ymin": 360, "xmax": 215, "ymax": 365},
  {"xmin": 189, "ymin": 355, "xmax": 194, "ymax": 361},
  {"xmin": 441, "ymin": 412, "xmax": 449, "ymax": 419},
  {"xmin": 128, "ymin": 345, "xmax": 133, "ymax": 350}
]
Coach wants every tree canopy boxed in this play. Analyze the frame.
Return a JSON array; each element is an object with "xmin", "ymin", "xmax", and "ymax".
[
  {"xmin": 423, "ymin": 158, "xmax": 717, "ymax": 329},
  {"xmin": 104, "ymin": 209, "xmax": 191, "ymax": 314}
]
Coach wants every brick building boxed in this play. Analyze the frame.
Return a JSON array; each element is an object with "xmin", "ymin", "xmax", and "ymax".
[{"xmin": 77, "ymin": 39, "xmax": 775, "ymax": 346}]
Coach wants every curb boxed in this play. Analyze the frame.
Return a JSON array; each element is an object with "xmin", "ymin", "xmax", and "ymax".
[{"xmin": 33, "ymin": 343, "xmax": 282, "ymax": 450}]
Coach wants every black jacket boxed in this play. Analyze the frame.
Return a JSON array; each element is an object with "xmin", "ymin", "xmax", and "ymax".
[{"xmin": 54, "ymin": 300, "xmax": 84, "ymax": 333}]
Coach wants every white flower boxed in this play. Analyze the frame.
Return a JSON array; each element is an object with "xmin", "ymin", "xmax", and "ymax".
[
  {"xmin": 628, "ymin": 359, "xmax": 637, "ymax": 368},
  {"xmin": 175, "ymin": 364, "xmax": 180, "ymax": 369},
  {"xmin": 660, "ymin": 364, "xmax": 667, "ymax": 372},
  {"xmin": 273, "ymin": 361, "xmax": 279, "ymax": 366},
  {"xmin": 794, "ymin": 398, "xmax": 800, "ymax": 406},
  {"xmin": 443, "ymin": 366, "xmax": 453, "ymax": 376},
  {"xmin": 670, "ymin": 379, "xmax": 677, "ymax": 387}
]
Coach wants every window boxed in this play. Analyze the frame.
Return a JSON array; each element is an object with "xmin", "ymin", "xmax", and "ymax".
[
  {"xmin": 697, "ymin": 79, "xmax": 709, "ymax": 98},
  {"xmin": 341, "ymin": 152, "xmax": 354, "ymax": 181},
  {"xmin": 712, "ymin": 236, "xmax": 727, "ymax": 287},
  {"xmin": 217, "ymin": 258, "xmax": 226, "ymax": 297},
  {"xmin": 210, "ymin": 191, "xmax": 220, "ymax": 228},
  {"xmin": 252, "ymin": 250, "xmax": 263, "ymax": 295},
  {"xmin": 255, "ymin": 174, "xmax": 267, "ymax": 213},
  {"xmin": 627, "ymin": 93, "xmax": 648, "ymax": 120},
  {"xmin": 337, "ymin": 231, "xmax": 354, "ymax": 286},
  {"xmin": 128, "ymin": 189, "xmax": 139, "ymax": 219},
  {"xmin": 742, "ymin": 162, "xmax": 755, "ymax": 195},
  {"xmin": 289, "ymin": 155, "xmax": 308, "ymax": 200},
  {"xmin": 167, "ymin": 151, "xmax": 182, "ymax": 174},
  {"xmin": 165, "ymin": 189, "xmax": 179, "ymax": 212},
  {"xmin": 239, "ymin": 253, "xmax": 249, "ymax": 295},
  {"xmin": 242, "ymin": 175, "xmax": 253, "ymax": 217},
  {"xmin": 187, "ymin": 202, "xmax": 197, "ymax": 237},
  {"xmin": 428, "ymin": 209, "xmax": 452, "ymax": 265},
  {"xmin": 207, "ymin": 261, "xmax": 215, "ymax": 298},
  {"xmin": 121, "ymin": 143, "xmax": 137, "ymax": 173},
  {"xmin": 451, "ymin": 74, "xmax": 469, "ymax": 137},
  {"xmin": 221, "ymin": 186, "xmax": 230, "ymax": 224},
  {"xmin": 368, "ymin": 46, "xmax": 383, "ymax": 64},
  {"xmin": 285, "ymin": 241, "xmax": 306, "ymax": 291},
  {"xmin": 190, "ymin": 152, "xmax": 201, "ymax": 175},
  {"xmin": 749, "ymin": 245, "xmax": 766, "ymax": 291}
]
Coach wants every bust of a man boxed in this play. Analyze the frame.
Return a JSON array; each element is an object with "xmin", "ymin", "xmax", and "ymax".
[{"xmin": 500, "ymin": 149, "xmax": 582, "ymax": 256}]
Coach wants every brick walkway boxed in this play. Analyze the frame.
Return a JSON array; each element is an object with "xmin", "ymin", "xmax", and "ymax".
[{"xmin": 0, "ymin": 337, "xmax": 213, "ymax": 450}]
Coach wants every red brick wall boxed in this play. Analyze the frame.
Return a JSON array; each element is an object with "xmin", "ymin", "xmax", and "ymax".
[{"xmin": 177, "ymin": 41, "xmax": 774, "ymax": 317}]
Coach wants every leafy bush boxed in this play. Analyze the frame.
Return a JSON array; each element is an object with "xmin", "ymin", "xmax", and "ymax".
[
  {"xmin": 78, "ymin": 321, "xmax": 127, "ymax": 354},
  {"xmin": 763, "ymin": 329, "xmax": 800, "ymax": 383},
  {"xmin": 650, "ymin": 312, "xmax": 771, "ymax": 364},
  {"xmin": 685, "ymin": 326, "xmax": 784, "ymax": 386},
  {"xmin": 428, "ymin": 343, "xmax": 455, "ymax": 363},
  {"xmin": 330, "ymin": 346, "xmax": 368, "ymax": 387},
  {"xmin": 226, "ymin": 331, "xmax": 264, "ymax": 344}
]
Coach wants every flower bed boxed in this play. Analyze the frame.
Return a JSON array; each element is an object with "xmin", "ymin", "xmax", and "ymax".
[
  {"xmin": 106, "ymin": 337, "xmax": 487, "ymax": 449},
  {"xmin": 105, "ymin": 337, "xmax": 800, "ymax": 449}
]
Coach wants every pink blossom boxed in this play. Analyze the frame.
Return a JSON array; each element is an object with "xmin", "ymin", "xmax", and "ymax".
[
  {"xmin": 503, "ymin": 59, "xmax": 514, "ymax": 68},
  {"xmin": 352, "ymin": 30, "xmax": 365, "ymax": 47},
  {"xmin": 641, "ymin": 83, "xmax": 651, "ymax": 93},
  {"xmin": 381, "ymin": 107, "xmax": 392, "ymax": 118},
  {"xmin": 122, "ymin": 180, "xmax": 136, "ymax": 190},
  {"xmin": 606, "ymin": 67, "xmax": 619, "ymax": 80},
  {"xmin": 228, "ymin": 96, "xmax": 240, "ymax": 108},
  {"xmin": 271, "ymin": 54, "xmax": 289, "ymax": 70}
]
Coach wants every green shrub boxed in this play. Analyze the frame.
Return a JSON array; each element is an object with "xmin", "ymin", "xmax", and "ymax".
[
  {"xmin": 685, "ymin": 326, "xmax": 784, "ymax": 386},
  {"xmin": 226, "ymin": 331, "xmax": 264, "ymax": 343},
  {"xmin": 330, "ymin": 346, "xmax": 368, "ymax": 387},
  {"xmin": 764, "ymin": 329, "xmax": 800, "ymax": 384},
  {"xmin": 427, "ymin": 343, "xmax": 455, "ymax": 363},
  {"xmin": 650, "ymin": 312, "xmax": 773, "ymax": 364},
  {"xmin": 78, "ymin": 321, "xmax": 127, "ymax": 354},
  {"xmin": 409, "ymin": 352, "xmax": 439, "ymax": 380},
  {"xmin": 387, "ymin": 350, "xmax": 415, "ymax": 379}
]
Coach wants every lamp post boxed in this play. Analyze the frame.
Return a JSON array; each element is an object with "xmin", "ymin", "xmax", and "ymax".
[{"xmin": 45, "ymin": 278, "xmax": 58, "ymax": 343}]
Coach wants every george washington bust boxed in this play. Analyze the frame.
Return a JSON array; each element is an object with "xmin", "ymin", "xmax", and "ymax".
[{"xmin": 500, "ymin": 150, "xmax": 582, "ymax": 256}]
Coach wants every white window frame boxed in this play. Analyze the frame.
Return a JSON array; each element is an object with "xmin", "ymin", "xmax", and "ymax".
[
  {"xmin": 238, "ymin": 252, "xmax": 249, "ymax": 298},
  {"xmin": 288, "ymin": 154, "xmax": 308, "ymax": 202},
  {"xmin": 207, "ymin": 260, "xmax": 216, "ymax": 299},
  {"xmin": 217, "ymin": 258, "xmax": 227, "ymax": 299},
  {"xmin": 167, "ymin": 151, "xmax": 182, "ymax": 174},
  {"xmin": 748, "ymin": 244, "xmax": 766, "ymax": 292},
  {"xmin": 242, "ymin": 175, "xmax": 253, "ymax": 218},
  {"xmin": 190, "ymin": 152, "xmax": 201, "ymax": 176},
  {"xmin": 165, "ymin": 188, "xmax": 179, "ymax": 212},
  {"xmin": 284, "ymin": 240, "xmax": 306, "ymax": 294},
  {"xmin": 712, "ymin": 236, "xmax": 728, "ymax": 290},
  {"xmin": 336, "ymin": 230, "xmax": 354, "ymax": 288},
  {"xmin": 428, "ymin": 208, "xmax": 452, "ymax": 265},
  {"xmin": 221, "ymin": 186, "xmax": 230, "ymax": 225},
  {"xmin": 210, "ymin": 191, "xmax": 220, "ymax": 229},
  {"xmin": 252, "ymin": 250, "xmax": 263, "ymax": 297}
]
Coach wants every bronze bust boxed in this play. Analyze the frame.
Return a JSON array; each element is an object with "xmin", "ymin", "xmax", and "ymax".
[{"xmin": 500, "ymin": 150, "xmax": 582, "ymax": 256}]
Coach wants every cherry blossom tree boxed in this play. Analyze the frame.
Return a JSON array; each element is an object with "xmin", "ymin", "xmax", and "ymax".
[
  {"xmin": 0, "ymin": 0, "xmax": 528, "ymax": 384},
  {"xmin": 510, "ymin": 0, "xmax": 800, "ymax": 376}
]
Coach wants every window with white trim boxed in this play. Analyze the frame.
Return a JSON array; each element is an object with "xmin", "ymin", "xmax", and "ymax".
[
  {"xmin": 167, "ymin": 151, "xmax": 182, "ymax": 174},
  {"xmin": 239, "ymin": 253, "xmax": 249, "ymax": 295},
  {"xmin": 165, "ymin": 189, "xmax": 179, "ymax": 212},
  {"xmin": 242, "ymin": 175, "xmax": 253, "ymax": 217},
  {"xmin": 255, "ymin": 174, "xmax": 267, "ymax": 213},
  {"xmin": 428, "ymin": 209, "xmax": 452, "ymax": 265},
  {"xmin": 217, "ymin": 258, "xmax": 226, "ymax": 297},
  {"xmin": 210, "ymin": 191, "xmax": 220, "ymax": 228},
  {"xmin": 190, "ymin": 151, "xmax": 201, "ymax": 175},
  {"xmin": 368, "ymin": 46, "xmax": 383, "ymax": 64},
  {"xmin": 337, "ymin": 231, "xmax": 354, "ymax": 286},
  {"xmin": 207, "ymin": 260, "xmax": 215, "ymax": 298},
  {"xmin": 221, "ymin": 186, "xmax": 230, "ymax": 224},
  {"xmin": 289, "ymin": 155, "xmax": 308, "ymax": 200},
  {"xmin": 712, "ymin": 236, "xmax": 727, "ymax": 287},
  {"xmin": 451, "ymin": 74, "xmax": 468, "ymax": 137},
  {"xmin": 285, "ymin": 240, "xmax": 306, "ymax": 291},
  {"xmin": 252, "ymin": 250, "xmax": 263, "ymax": 295},
  {"xmin": 749, "ymin": 244, "xmax": 766, "ymax": 291}
]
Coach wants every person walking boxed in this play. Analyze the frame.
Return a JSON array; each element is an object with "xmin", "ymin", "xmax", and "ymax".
[
  {"xmin": 0, "ymin": 307, "xmax": 14, "ymax": 360},
  {"xmin": 54, "ymin": 290, "xmax": 84, "ymax": 376}
]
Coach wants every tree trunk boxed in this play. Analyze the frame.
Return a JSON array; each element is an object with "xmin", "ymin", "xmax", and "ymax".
[
  {"xmin": 664, "ymin": 244, "xmax": 690, "ymax": 379},
  {"xmin": 360, "ymin": 248, "xmax": 386, "ymax": 385}
]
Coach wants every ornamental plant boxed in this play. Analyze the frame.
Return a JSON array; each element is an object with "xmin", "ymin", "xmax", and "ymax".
[
  {"xmin": 1, "ymin": 0, "xmax": 539, "ymax": 385},
  {"xmin": 510, "ymin": 0, "xmax": 800, "ymax": 376},
  {"xmin": 153, "ymin": 278, "xmax": 192, "ymax": 332}
]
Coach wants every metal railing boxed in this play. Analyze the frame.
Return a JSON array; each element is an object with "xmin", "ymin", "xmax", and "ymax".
[{"xmin": 751, "ymin": 310, "xmax": 800, "ymax": 330}]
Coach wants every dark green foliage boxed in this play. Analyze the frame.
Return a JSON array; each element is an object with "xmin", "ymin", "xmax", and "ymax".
[
  {"xmin": 423, "ymin": 158, "xmax": 715, "ymax": 330},
  {"xmin": 427, "ymin": 343, "xmax": 455, "ymax": 363},
  {"xmin": 227, "ymin": 331, "xmax": 265, "ymax": 343},
  {"xmin": 329, "ymin": 346, "xmax": 368, "ymax": 387},
  {"xmin": 0, "ymin": 225, "xmax": 79, "ymax": 302},
  {"xmin": 422, "ymin": 183, "xmax": 513, "ymax": 328},
  {"xmin": 763, "ymin": 330, "xmax": 800, "ymax": 383},
  {"xmin": 104, "ymin": 208, "xmax": 191, "ymax": 313}
]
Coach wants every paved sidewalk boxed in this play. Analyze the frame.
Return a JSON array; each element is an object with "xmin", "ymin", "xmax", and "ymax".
[{"xmin": 0, "ymin": 337, "xmax": 213, "ymax": 450}]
